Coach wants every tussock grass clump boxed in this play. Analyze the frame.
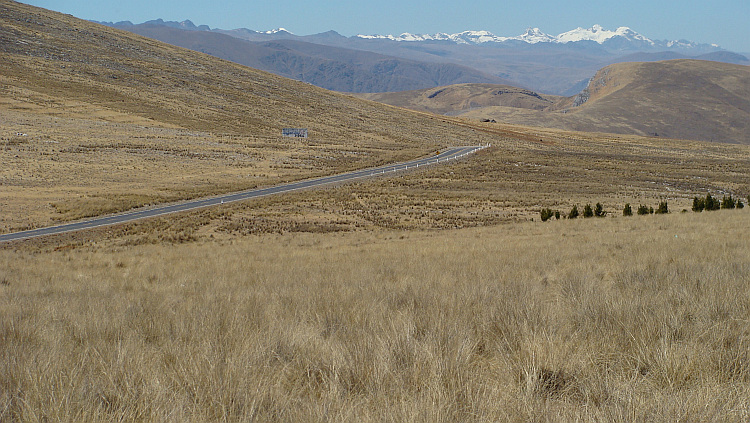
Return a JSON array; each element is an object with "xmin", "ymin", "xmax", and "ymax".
[{"xmin": 2, "ymin": 212, "xmax": 750, "ymax": 421}]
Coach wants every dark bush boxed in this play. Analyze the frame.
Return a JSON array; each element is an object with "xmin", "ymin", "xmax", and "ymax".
[
  {"xmin": 692, "ymin": 196, "xmax": 705, "ymax": 212},
  {"xmin": 637, "ymin": 205, "xmax": 650, "ymax": 215},
  {"xmin": 704, "ymin": 194, "xmax": 720, "ymax": 211},
  {"xmin": 568, "ymin": 205, "xmax": 579, "ymax": 219},
  {"xmin": 583, "ymin": 204, "xmax": 594, "ymax": 218},
  {"xmin": 594, "ymin": 203, "xmax": 606, "ymax": 217},
  {"xmin": 623, "ymin": 203, "xmax": 633, "ymax": 216},
  {"xmin": 655, "ymin": 201, "xmax": 669, "ymax": 214},
  {"xmin": 540, "ymin": 208, "xmax": 554, "ymax": 222},
  {"xmin": 721, "ymin": 195, "xmax": 736, "ymax": 209}
]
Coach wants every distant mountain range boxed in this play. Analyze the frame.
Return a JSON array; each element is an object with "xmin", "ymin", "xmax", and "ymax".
[
  {"xmin": 100, "ymin": 20, "xmax": 749, "ymax": 95},
  {"xmin": 356, "ymin": 25, "xmax": 720, "ymax": 52}
]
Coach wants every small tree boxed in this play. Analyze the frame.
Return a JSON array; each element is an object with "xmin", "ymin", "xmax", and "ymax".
[
  {"xmin": 692, "ymin": 196, "xmax": 705, "ymax": 212},
  {"xmin": 721, "ymin": 195, "xmax": 736, "ymax": 209},
  {"xmin": 655, "ymin": 201, "xmax": 669, "ymax": 214},
  {"xmin": 637, "ymin": 204, "xmax": 650, "ymax": 215},
  {"xmin": 583, "ymin": 204, "xmax": 594, "ymax": 218},
  {"xmin": 568, "ymin": 205, "xmax": 579, "ymax": 219},
  {"xmin": 555, "ymin": 211, "xmax": 561, "ymax": 220},
  {"xmin": 738, "ymin": 199, "xmax": 745, "ymax": 209},
  {"xmin": 623, "ymin": 203, "xmax": 633, "ymax": 216},
  {"xmin": 540, "ymin": 208, "xmax": 554, "ymax": 222},
  {"xmin": 705, "ymin": 194, "xmax": 720, "ymax": 211},
  {"xmin": 594, "ymin": 202, "xmax": 606, "ymax": 217}
]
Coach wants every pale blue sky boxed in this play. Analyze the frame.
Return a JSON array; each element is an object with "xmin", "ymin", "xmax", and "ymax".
[{"xmin": 21, "ymin": 0, "xmax": 750, "ymax": 52}]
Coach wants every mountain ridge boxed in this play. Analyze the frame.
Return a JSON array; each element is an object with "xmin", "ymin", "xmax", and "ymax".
[
  {"xmin": 357, "ymin": 24, "xmax": 720, "ymax": 52},
  {"xmin": 104, "ymin": 20, "xmax": 725, "ymax": 52},
  {"xmin": 100, "ymin": 19, "xmax": 749, "ymax": 95}
]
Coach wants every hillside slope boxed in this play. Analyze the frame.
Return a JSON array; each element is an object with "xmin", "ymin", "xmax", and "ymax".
[
  {"xmin": 562, "ymin": 60, "xmax": 750, "ymax": 142},
  {"xmin": 106, "ymin": 23, "xmax": 513, "ymax": 93},
  {"xmin": 355, "ymin": 84, "xmax": 562, "ymax": 115},
  {"xmin": 455, "ymin": 60, "xmax": 750, "ymax": 144},
  {"xmin": 0, "ymin": 0, "xmax": 497, "ymax": 232},
  {"xmin": 1, "ymin": 1, "xmax": 499, "ymax": 149}
]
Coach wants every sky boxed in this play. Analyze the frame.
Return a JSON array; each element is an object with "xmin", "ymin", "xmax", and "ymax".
[{"xmin": 21, "ymin": 0, "xmax": 750, "ymax": 52}]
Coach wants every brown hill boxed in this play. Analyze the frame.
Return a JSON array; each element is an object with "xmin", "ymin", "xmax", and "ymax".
[
  {"xmin": 0, "ymin": 0, "xmax": 497, "ymax": 231},
  {"xmin": 554, "ymin": 60, "xmax": 750, "ymax": 143},
  {"xmin": 354, "ymin": 84, "xmax": 562, "ymax": 115},
  {"xmin": 0, "ymin": 0, "xmax": 509, "ymax": 156},
  {"xmin": 369, "ymin": 60, "xmax": 750, "ymax": 144}
]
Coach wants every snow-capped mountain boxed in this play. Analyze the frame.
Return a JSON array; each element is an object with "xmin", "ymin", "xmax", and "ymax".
[
  {"xmin": 515, "ymin": 28, "xmax": 557, "ymax": 44},
  {"xmin": 259, "ymin": 28, "xmax": 293, "ymax": 35},
  {"xmin": 357, "ymin": 30, "xmax": 510, "ymax": 44},
  {"xmin": 556, "ymin": 25, "xmax": 652, "ymax": 45},
  {"xmin": 356, "ymin": 25, "xmax": 720, "ymax": 51}
]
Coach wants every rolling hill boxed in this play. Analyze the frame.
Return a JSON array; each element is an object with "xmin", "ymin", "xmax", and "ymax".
[
  {"xmin": 0, "ymin": 0, "xmax": 499, "ymax": 232},
  {"xmin": 354, "ymin": 84, "xmax": 562, "ymax": 115},
  {"xmin": 1, "ymin": 0, "xmax": 501, "ymax": 153},
  {"xmin": 366, "ymin": 60, "xmax": 750, "ymax": 144}
]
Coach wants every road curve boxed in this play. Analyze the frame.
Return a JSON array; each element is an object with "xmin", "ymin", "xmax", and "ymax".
[{"xmin": 0, "ymin": 145, "xmax": 488, "ymax": 243}]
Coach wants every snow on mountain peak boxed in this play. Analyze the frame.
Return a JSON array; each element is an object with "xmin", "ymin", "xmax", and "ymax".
[
  {"xmin": 553, "ymin": 25, "xmax": 655, "ymax": 45},
  {"xmin": 355, "ymin": 25, "xmax": 718, "ymax": 51},
  {"xmin": 262, "ymin": 28, "xmax": 292, "ymax": 35},
  {"xmin": 356, "ymin": 25, "xmax": 650, "ymax": 45},
  {"xmin": 517, "ymin": 27, "xmax": 557, "ymax": 43}
]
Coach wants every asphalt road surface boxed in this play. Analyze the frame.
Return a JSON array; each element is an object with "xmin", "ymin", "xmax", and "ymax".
[{"xmin": 0, "ymin": 145, "xmax": 487, "ymax": 243}]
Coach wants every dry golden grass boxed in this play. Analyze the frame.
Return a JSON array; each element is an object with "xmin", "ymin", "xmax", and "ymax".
[
  {"xmin": 2, "ymin": 210, "xmax": 749, "ymax": 421},
  {"xmin": 11, "ymin": 124, "xmax": 740, "ymax": 248}
]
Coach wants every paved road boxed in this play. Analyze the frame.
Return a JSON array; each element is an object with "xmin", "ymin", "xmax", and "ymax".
[{"xmin": 0, "ymin": 145, "xmax": 487, "ymax": 243}]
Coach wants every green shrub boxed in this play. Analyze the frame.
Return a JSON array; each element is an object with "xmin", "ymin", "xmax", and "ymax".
[
  {"xmin": 721, "ymin": 195, "xmax": 736, "ymax": 209},
  {"xmin": 637, "ymin": 205, "xmax": 650, "ymax": 215},
  {"xmin": 568, "ymin": 205, "xmax": 579, "ymax": 219},
  {"xmin": 655, "ymin": 201, "xmax": 669, "ymax": 214},
  {"xmin": 555, "ymin": 211, "xmax": 561, "ymax": 220},
  {"xmin": 583, "ymin": 204, "xmax": 594, "ymax": 218},
  {"xmin": 540, "ymin": 208, "xmax": 554, "ymax": 222},
  {"xmin": 594, "ymin": 203, "xmax": 606, "ymax": 217},
  {"xmin": 692, "ymin": 196, "xmax": 705, "ymax": 212},
  {"xmin": 738, "ymin": 199, "xmax": 745, "ymax": 209},
  {"xmin": 623, "ymin": 203, "xmax": 633, "ymax": 216},
  {"xmin": 704, "ymin": 194, "xmax": 720, "ymax": 211}
]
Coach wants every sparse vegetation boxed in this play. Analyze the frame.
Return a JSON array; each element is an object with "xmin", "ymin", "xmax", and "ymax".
[
  {"xmin": 540, "ymin": 208, "xmax": 555, "ymax": 222},
  {"xmin": 568, "ymin": 205, "xmax": 579, "ymax": 219},
  {"xmin": 721, "ymin": 195, "xmax": 736, "ymax": 209},
  {"xmin": 583, "ymin": 204, "xmax": 594, "ymax": 218},
  {"xmin": 2, "ymin": 212, "xmax": 750, "ymax": 421},
  {"xmin": 693, "ymin": 196, "xmax": 705, "ymax": 212},
  {"xmin": 594, "ymin": 202, "xmax": 606, "ymax": 217}
]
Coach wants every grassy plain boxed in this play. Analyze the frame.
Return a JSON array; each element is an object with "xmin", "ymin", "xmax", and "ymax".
[{"xmin": 2, "ymin": 210, "xmax": 749, "ymax": 421}]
